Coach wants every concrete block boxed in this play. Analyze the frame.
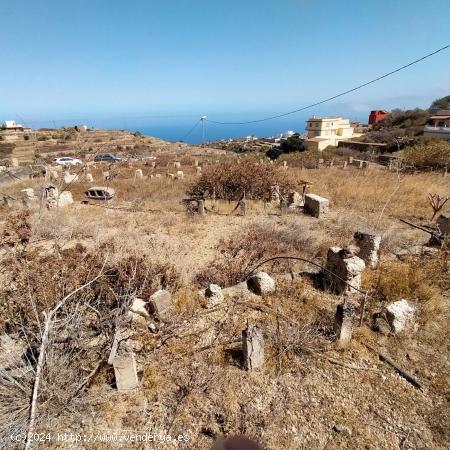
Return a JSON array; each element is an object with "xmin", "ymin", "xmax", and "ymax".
[
  {"xmin": 334, "ymin": 302, "xmax": 354, "ymax": 348},
  {"xmin": 113, "ymin": 353, "xmax": 139, "ymax": 392},
  {"xmin": 242, "ymin": 324, "xmax": 264, "ymax": 370},
  {"xmin": 149, "ymin": 289, "xmax": 172, "ymax": 320},
  {"xmin": 437, "ymin": 213, "xmax": 450, "ymax": 235},
  {"xmin": 324, "ymin": 247, "xmax": 365, "ymax": 295},
  {"xmin": 304, "ymin": 193, "xmax": 329, "ymax": 218},
  {"xmin": 354, "ymin": 231, "xmax": 381, "ymax": 269}
]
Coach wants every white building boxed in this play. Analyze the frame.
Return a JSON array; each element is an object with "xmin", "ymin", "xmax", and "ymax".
[
  {"xmin": 305, "ymin": 116, "xmax": 357, "ymax": 150},
  {"xmin": 424, "ymin": 110, "xmax": 450, "ymax": 140},
  {"xmin": 2, "ymin": 120, "xmax": 25, "ymax": 131}
]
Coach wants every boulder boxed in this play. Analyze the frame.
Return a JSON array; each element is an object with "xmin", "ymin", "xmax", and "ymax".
[
  {"xmin": 386, "ymin": 299, "xmax": 416, "ymax": 333},
  {"xmin": 247, "ymin": 272, "xmax": 275, "ymax": 295}
]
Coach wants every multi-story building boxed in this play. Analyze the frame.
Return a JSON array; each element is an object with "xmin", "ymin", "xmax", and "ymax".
[
  {"xmin": 305, "ymin": 116, "xmax": 355, "ymax": 150},
  {"xmin": 423, "ymin": 110, "xmax": 450, "ymax": 140}
]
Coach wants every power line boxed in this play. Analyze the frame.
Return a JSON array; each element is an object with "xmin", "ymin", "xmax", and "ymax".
[
  {"xmin": 179, "ymin": 118, "xmax": 201, "ymax": 141},
  {"xmin": 206, "ymin": 43, "xmax": 450, "ymax": 125}
]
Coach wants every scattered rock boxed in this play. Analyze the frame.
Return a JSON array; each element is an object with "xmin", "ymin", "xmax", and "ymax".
[
  {"xmin": 204, "ymin": 284, "xmax": 224, "ymax": 307},
  {"xmin": 386, "ymin": 299, "xmax": 416, "ymax": 334},
  {"xmin": 247, "ymin": 272, "xmax": 276, "ymax": 295},
  {"xmin": 333, "ymin": 424, "xmax": 352, "ymax": 435}
]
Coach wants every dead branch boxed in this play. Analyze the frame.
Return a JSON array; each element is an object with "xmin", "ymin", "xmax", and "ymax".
[
  {"xmin": 25, "ymin": 257, "xmax": 108, "ymax": 450},
  {"xmin": 366, "ymin": 344, "xmax": 424, "ymax": 389}
]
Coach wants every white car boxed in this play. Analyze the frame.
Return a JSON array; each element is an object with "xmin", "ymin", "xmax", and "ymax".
[{"xmin": 53, "ymin": 157, "xmax": 83, "ymax": 166}]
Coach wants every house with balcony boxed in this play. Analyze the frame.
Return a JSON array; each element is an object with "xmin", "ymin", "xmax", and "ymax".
[
  {"xmin": 423, "ymin": 110, "xmax": 450, "ymax": 140},
  {"xmin": 305, "ymin": 116, "xmax": 358, "ymax": 151}
]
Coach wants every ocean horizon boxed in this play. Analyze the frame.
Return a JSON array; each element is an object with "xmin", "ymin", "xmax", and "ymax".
[{"xmin": 24, "ymin": 111, "xmax": 368, "ymax": 144}]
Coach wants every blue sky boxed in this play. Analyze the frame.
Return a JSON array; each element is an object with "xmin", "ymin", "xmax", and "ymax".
[{"xmin": 1, "ymin": 0, "xmax": 449, "ymax": 130}]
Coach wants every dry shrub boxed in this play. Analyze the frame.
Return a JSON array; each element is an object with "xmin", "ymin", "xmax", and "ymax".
[
  {"xmin": 188, "ymin": 161, "xmax": 295, "ymax": 201},
  {"xmin": 0, "ymin": 210, "xmax": 32, "ymax": 248},
  {"xmin": 0, "ymin": 245, "xmax": 180, "ymax": 334},
  {"xmin": 195, "ymin": 221, "xmax": 319, "ymax": 287},
  {"xmin": 363, "ymin": 251, "xmax": 449, "ymax": 304}
]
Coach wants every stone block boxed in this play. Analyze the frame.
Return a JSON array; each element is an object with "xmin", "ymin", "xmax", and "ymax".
[
  {"xmin": 386, "ymin": 299, "xmax": 416, "ymax": 334},
  {"xmin": 287, "ymin": 191, "xmax": 301, "ymax": 208},
  {"xmin": 247, "ymin": 272, "xmax": 275, "ymax": 295},
  {"xmin": 149, "ymin": 289, "xmax": 172, "ymax": 320},
  {"xmin": 334, "ymin": 302, "xmax": 354, "ymax": 347},
  {"xmin": 354, "ymin": 231, "xmax": 381, "ymax": 269},
  {"xmin": 113, "ymin": 352, "xmax": 139, "ymax": 392},
  {"xmin": 135, "ymin": 169, "xmax": 143, "ymax": 179},
  {"xmin": 57, "ymin": 191, "xmax": 73, "ymax": 207},
  {"xmin": 86, "ymin": 173, "xmax": 94, "ymax": 182},
  {"xmin": 324, "ymin": 247, "xmax": 365, "ymax": 295},
  {"xmin": 304, "ymin": 193, "xmax": 329, "ymax": 218},
  {"xmin": 437, "ymin": 213, "xmax": 450, "ymax": 235},
  {"xmin": 242, "ymin": 324, "xmax": 264, "ymax": 370}
]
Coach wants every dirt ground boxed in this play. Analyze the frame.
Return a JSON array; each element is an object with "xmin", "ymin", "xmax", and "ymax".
[{"xmin": 0, "ymin": 158, "xmax": 448, "ymax": 449}]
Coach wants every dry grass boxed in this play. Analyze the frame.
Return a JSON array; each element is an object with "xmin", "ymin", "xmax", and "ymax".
[{"xmin": 0, "ymin": 155, "xmax": 449, "ymax": 449}]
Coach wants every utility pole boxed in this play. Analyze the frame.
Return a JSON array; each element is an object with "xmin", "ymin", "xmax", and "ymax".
[{"xmin": 201, "ymin": 116, "xmax": 207, "ymax": 146}]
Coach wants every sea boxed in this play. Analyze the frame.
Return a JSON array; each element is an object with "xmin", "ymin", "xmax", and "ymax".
[{"xmin": 27, "ymin": 111, "xmax": 368, "ymax": 144}]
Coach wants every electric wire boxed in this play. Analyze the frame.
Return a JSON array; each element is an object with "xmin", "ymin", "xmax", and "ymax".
[{"xmin": 205, "ymin": 44, "xmax": 450, "ymax": 125}]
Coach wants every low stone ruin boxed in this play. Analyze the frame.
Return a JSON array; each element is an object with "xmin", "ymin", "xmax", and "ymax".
[
  {"xmin": 324, "ymin": 247, "xmax": 365, "ymax": 295},
  {"xmin": 354, "ymin": 231, "xmax": 381, "ymax": 269},
  {"xmin": 386, "ymin": 299, "xmax": 416, "ymax": 334},
  {"xmin": 304, "ymin": 193, "xmax": 329, "ymax": 218},
  {"xmin": 134, "ymin": 169, "xmax": 143, "ymax": 179},
  {"xmin": 242, "ymin": 324, "xmax": 264, "ymax": 370},
  {"xmin": 176, "ymin": 170, "xmax": 184, "ymax": 179},
  {"xmin": 334, "ymin": 302, "xmax": 354, "ymax": 348},
  {"xmin": 247, "ymin": 272, "xmax": 275, "ymax": 295}
]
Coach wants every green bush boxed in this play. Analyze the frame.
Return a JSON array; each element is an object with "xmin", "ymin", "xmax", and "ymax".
[{"xmin": 402, "ymin": 138, "xmax": 450, "ymax": 169}]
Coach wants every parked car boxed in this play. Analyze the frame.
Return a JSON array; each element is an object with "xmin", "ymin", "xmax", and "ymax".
[
  {"xmin": 53, "ymin": 156, "xmax": 83, "ymax": 166},
  {"xmin": 94, "ymin": 153, "xmax": 121, "ymax": 162}
]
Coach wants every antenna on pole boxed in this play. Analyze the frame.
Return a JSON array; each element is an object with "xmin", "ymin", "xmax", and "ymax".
[{"xmin": 201, "ymin": 116, "xmax": 207, "ymax": 146}]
